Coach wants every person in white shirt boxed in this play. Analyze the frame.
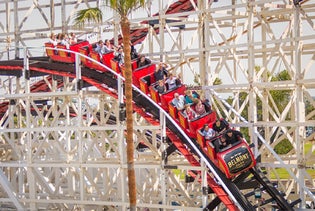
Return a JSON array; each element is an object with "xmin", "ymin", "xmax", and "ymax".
[
  {"xmin": 104, "ymin": 39, "xmax": 114, "ymax": 53},
  {"xmin": 165, "ymin": 73, "xmax": 178, "ymax": 90},
  {"xmin": 171, "ymin": 93, "xmax": 185, "ymax": 110},
  {"xmin": 201, "ymin": 124, "xmax": 216, "ymax": 140},
  {"xmin": 59, "ymin": 33, "xmax": 70, "ymax": 49},
  {"xmin": 94, "ymin": 40, "xmax": 106, "ymax": 55},
  {"xmin": 48, "ymin": 33, "xmax": 58, "ymax": 46},
  {"xmin": 69, "ymin": 32, "xmax": 77, "ymax": 44}
]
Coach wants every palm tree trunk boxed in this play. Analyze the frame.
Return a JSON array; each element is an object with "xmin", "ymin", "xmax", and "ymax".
[{"xmin": 120, "ymin": 16, "xmax": 137, "ymax": 210}]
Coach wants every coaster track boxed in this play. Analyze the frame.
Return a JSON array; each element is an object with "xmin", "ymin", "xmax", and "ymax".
[{"xmin": 0, "ymin": 52, "xmax": 296, "ymax": 210}]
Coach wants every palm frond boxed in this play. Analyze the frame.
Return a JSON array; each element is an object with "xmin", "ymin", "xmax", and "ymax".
[
  {"xmin": 104, "ymin": 0, "xmax": 146, "ymax": 16},
  {"xmin": 73, "ymin": 8, "xmax": 103, "ymax": 29}
]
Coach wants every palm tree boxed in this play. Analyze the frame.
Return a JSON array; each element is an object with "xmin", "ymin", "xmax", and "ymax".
[{"xmin": 74, "ymin": 1, "xmax": 145, "ymax": 210}]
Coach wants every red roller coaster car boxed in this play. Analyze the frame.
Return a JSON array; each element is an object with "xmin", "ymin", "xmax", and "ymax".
[{"xmin": 45, "ymin": 40, "xmax": 89, "ymax": 63}]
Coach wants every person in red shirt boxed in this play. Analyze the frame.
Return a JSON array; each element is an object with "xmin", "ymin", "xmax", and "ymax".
[{"xmin": 183, "ymin": 104, "xmax": 197, "ymax": 120}]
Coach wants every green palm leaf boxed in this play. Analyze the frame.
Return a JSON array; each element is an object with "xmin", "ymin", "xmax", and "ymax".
[{"xmin": 73, "ymin": 8, "xmax": 103, "ymax": 28}]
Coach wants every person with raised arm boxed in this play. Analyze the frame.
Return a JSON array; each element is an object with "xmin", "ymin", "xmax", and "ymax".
[{"xmin": 154, "ymin": 62, "xmax": 168, "ymax": 82}]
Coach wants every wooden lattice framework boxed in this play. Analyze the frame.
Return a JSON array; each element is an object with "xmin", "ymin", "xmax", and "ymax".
[{"xmin": 0, "ymin": 0, "xmax": 315, "ymax": 210}]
